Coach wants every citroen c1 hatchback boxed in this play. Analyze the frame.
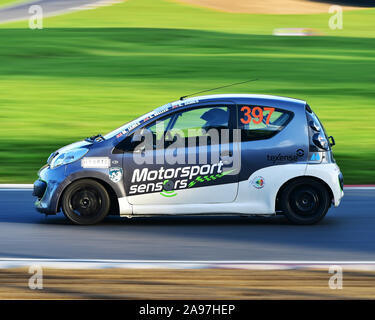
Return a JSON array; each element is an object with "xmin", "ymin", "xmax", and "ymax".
[{"xmin": 33, "ymin": 94, "xmax": 344, "ymax": 225}]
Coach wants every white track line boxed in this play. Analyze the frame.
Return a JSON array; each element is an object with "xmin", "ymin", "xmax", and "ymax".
[
  {"xmin": 0, "ymin": 184, "xmax": 33, "ymax": 188},
  {"xmin": 0, "ymin": 184, "xmax": 33, "ymax": 190},
  {"xmin": 71, "ymin": 0, "xmax": 125, "ymax": 11},
  {"xmin": 0, "ymin": 0, "xmax": 126, "ymax": 24},
  {"xmin": 0, "ymin": 185, "xmax": 374, "ymax": 191},
  {"xmin": 1, "ymin": 258, "xmax": 375, "ymax": 270}
]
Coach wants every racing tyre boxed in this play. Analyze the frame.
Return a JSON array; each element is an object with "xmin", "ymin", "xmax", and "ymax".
[
  {"xmin": 280, "ymin": 179, "xmax": 331, "ymax": 225},
  {"xmin": 61, "ymin": 179, "xmax": 110, "ymax": 225}
]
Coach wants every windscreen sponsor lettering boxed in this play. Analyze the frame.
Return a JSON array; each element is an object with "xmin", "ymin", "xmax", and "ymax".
[
  {"xmin": 171, "ymin": 98, "xmax": 199, "ymax": 108},
  {"xmin": 116, "ymin": 100, "xmax": 199, "ymax": 139},
  {"xmin": 116, "ymin": 106, "xmax": 173, "ymax": 139}
]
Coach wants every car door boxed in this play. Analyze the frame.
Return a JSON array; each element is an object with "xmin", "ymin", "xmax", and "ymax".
[{"xmin": 122, "ymin": 102, "xmax": 240, "ymax": 206}]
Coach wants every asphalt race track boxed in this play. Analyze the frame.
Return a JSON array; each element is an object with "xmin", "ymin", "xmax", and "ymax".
[
  {"xmin": 0, "ymin": 0, "xmax": 106, "ymax": 24},
  {"xmin": 0, "ymin": 188, "xmax": 374, "ymax": 261}
]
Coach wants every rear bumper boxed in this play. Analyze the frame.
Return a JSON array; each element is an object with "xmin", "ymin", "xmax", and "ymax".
[
  {"xmin": 338, "ymin": 172, "xmax": 344, "ymax": 191},
  {"xmin": 305, "ymin": 163, "xmax": 344, "ymax": 207}
]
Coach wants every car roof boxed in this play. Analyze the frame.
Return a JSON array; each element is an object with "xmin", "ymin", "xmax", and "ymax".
[{"xmin": 172, "ymin": 94, "xmax": 307, "ymax": 111}]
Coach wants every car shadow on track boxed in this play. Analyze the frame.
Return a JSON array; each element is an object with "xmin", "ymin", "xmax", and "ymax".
[{"xmin": 37, "ymin": 214, "xmax": 339, "ymax": 227}]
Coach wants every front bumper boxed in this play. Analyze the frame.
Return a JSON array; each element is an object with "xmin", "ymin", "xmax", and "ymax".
[
  {"xmin": 34, "ymin": 165, "xmax": 66, "ymax": 215},
  {"xmin": 33, "ymin": 179, "xmax": 47, "ymax": 198}
]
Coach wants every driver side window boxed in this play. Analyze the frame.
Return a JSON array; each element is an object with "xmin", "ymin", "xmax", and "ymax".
[
  {"xmin": 144, "ymin": 105, "xmax": 231, "ymax": 150},
  {"xmin": 147, "ymin": 115, "xmax": 172, "ymax": 141},
  {"xmin": 150, "ymin": 106, "xmax": 229, "ymax": 138},
  {"xmin": 115, "ymin": 105, "xmax": 232, "ymax": 153}
]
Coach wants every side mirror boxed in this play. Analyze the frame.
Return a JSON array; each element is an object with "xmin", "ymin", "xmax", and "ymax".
[{"xmin": 328, "ymin": 136, "xmax": 336, "ymax": 147}]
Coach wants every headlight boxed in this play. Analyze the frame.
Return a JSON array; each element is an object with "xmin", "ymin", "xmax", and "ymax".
[{"xmin": 50, "ymin": 148, "xmax": 89, "ymax": 169}]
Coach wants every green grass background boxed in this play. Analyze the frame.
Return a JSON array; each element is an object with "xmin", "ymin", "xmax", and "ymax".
[
  {"xmin": 0, "ymin": 0, "xmax": 26, "ymax": 7},
  {"xmin": 0, "ymin": 0, "xmax": 16, "ymax": 6},
  {"xmin": 0, "ymin": 0, "xmax": 374, "ymax": 183}
]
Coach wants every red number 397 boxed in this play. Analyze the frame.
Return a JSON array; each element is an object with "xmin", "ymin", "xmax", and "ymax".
[{"xmin": 240, "ymin": 106, "xmax": 275, "ymax": 125}]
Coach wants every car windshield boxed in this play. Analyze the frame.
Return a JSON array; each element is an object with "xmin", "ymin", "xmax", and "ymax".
[{"xmin": 104, "ymin": 103, "xmax": 171, "ymax": 140}]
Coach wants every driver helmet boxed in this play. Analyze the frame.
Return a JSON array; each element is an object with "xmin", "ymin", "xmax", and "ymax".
[{"xmin": 200, "ymin": 108, "xmax": 228, "ymax": 132}]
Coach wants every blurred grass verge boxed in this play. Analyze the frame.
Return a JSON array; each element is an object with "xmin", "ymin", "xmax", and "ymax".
[
  {"xmin": 3, "ymin": 0, "xmax": 375, "ymax": 38},
  {"xmin": 0, "ymin": 0, "xmax": 19, "ymax": 7},
  {"xmin": 0, "ymin": 0, "xmax": 374, "ymax": 183},
  {"xmin": 1, "ymin": 267, "xmax": 375, "ymax": 299}
]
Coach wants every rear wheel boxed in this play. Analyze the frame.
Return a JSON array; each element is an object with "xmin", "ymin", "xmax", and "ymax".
[
  {"xmin": 280, "ymin": 179, "xmax": 331, "ymax": 225},
  {"xmin": 61, "ymin": 179, "xmax": 110, "ymax": 225}
]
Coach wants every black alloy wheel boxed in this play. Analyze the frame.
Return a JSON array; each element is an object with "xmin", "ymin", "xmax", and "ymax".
[
  {"xmin": 280, "ymin": 178, "xmax": 331, "ymax": 225},
  {"xmin": 61, "ymin": 179, "xmax": 110, "ymax": 225}
]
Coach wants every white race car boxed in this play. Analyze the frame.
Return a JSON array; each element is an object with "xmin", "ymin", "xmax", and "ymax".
[{"xmin": 34, "ymin": 94, "xmax": 343, "ymax": 225}]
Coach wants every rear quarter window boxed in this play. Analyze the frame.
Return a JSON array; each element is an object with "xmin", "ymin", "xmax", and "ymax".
[{"xmin": 237, "ymin": 105, "xmax": 294, "ymax": 141}]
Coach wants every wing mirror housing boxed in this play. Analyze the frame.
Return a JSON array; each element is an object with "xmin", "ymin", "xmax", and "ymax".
[{"xmin": 328, "ymin": 136, "xmax": 336, "ymax": 147}]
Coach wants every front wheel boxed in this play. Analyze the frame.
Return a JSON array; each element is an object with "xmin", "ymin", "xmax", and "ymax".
[
  {"xmin": 280, "ymin": 179, "xmax": 331, "ymax": 225},
  {"xmin": 61, "ymin": 179, "xmax": 110, "ymax": 225}
]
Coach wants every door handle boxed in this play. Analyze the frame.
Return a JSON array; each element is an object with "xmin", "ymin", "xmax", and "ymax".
[
  {"xmin": 133, "ymin": 145, "xmax": 146, "ymax": 153},
  {"xmin": 220, "ymin": 155, "xmax": 232, "ymax": 165}
]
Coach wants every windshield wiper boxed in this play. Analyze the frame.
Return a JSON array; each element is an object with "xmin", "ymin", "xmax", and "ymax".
[{"xmin": 85, "ymin": 134, "xmax": 105, "ymax": 143}]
